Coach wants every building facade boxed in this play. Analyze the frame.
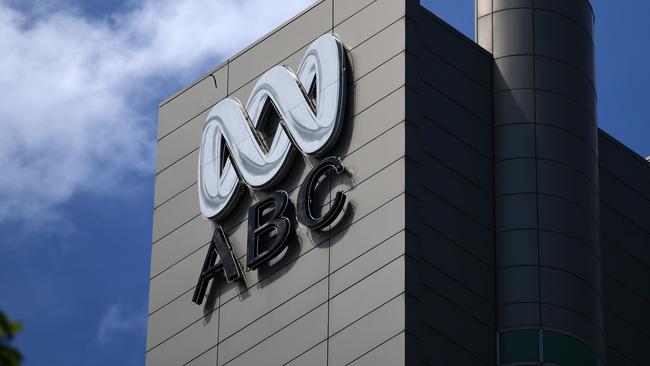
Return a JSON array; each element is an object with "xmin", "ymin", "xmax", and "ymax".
[{"xmin": 147, "ymin": 1, "xmax": 650, "ymax": 365}]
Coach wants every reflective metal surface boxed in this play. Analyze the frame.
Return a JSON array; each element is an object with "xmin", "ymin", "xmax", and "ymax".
[{"xmin": 198, "ymin": 34, "xmax": 347, "ymax": 220}]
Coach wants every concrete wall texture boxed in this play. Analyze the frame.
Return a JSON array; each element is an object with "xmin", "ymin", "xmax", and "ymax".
[{"xmin": 147, "ymin": 0, "xmax": 650, "ymax": 365}]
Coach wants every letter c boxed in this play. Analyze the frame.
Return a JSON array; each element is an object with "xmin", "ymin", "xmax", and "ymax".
[{"xmin": 297, "ymin": 157, "xmax": 347, "ymax": 230}]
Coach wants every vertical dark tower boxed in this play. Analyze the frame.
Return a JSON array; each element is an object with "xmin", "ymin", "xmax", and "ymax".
[{"xmin": 476, "ymin": 0, "xmax": 604, "ymax": 363}]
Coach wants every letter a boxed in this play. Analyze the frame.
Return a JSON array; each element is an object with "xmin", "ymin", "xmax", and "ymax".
[{"xmin": 192, "ymin": 226, "xmax": 242, "ymax": 305}]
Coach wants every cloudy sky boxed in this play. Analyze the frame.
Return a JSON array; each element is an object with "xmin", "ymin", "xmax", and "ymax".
[{"xmin": 0, "ymin": 0, "xmax": 647, "ymax": 365}]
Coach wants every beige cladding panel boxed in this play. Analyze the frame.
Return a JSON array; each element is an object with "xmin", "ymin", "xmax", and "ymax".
[
  {"xmin": 349, "ymin": 332, "xmax": 406, "ymax": 366},
  {"xmin": 145, "ymin": 312, "xmax": 218, "ymax": 366},
  {"xmin": 153, "ymin": 149, "xmax": 198, "ymax": 208},
  {"xmin": 157, "ymin": 65, "xmax": 227, "ymax": 139},
  {"xmin": 227, "ymin": 0, "xmax": 333, "ymax": 93},
  {"xmin": 329, "ymin": 294, "xmax": 406, "ymax": 365},
  {"xmin": 148, "ymin": 1, "xmax": 408, "ymax": 365},
  {"xmin": 333, "ymin": 0, "xmax": 375, "ymax": 25}
]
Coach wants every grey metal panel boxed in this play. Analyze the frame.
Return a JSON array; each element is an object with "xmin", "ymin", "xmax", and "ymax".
[
  {"xmin": 414, "ymin": 52, "xmax": 492, "ymax": 123},
  {"xmin": 218, "ymin": 279, "xmax": 328, "ymax": 365},
  {"xmin": 416, "ymin": 124, "xmax": 492, "ymax": 193},
  {"xmin": 412, "ymin": 280, "xmax": 495, "ymax": 363},
  {"xmin": 413, "ymin": 220, "xmax": 493, "ymax": 299},
  {"xmin": 605, "ymin": 347, "xmax": 638, "ymax": 366},
  {"xmin": 495, "ymin": 124, "xmax": 536, "ymax": 160},
  {"xmin": 152, "ymin": 183, "xmax": 199, "ymax": 243},
  {"xmin": 346, "ymin": 18, "xmax": 405, "ymax": 81},
  {"xmin": 224, "ymin": 304, "xmax": 328, "ymax": 366},
  {"xmin": 534, "ymin": 0, "xmax": 594, "ymax": 35},
  {"xmin": 411, "ymin": 86, "xmax": 492, "ymax": 158},
  {"xmin": 284, "ymin": 341, "xmax": 327, "ymax": 366},
  {"xmin": 534, "ymin": 56, "xmax": 595, "ymax": 116},
  {"xmin": 497, "ymin": 229, "xmax": 539, "ymax": 268},
  {"xmin": 414, "ymin": 157, "xmax": 493, "ymax": 231},
  {"xmin": 536, "ymin": 90, "xmax": 597, "ymax": 152},
  {"xmin": 217, "ymin": 242, "xmax": 328, "ymax": 341},
  {"xmin": 229, "ymin": 16, "xmax": 405, "ymax": 112},
  {"xmin": 146, "ymin": 285, "xmax": 217, "ymax": 351},
  {"xmin": 185, "ymin": 346, "xmax": 216, "ymax": 366},
  {"xmin": 498, "ymin": 302, "xmax": 540, "ymax": 328},
  {"xmin": 330, "ymin": 231, "xmax": 405, "ymax": 297},
  {"xmin": 333, "ymin": 0, "xmax": 374, "ymax": 26},
  {"xmin": 328, "ymin": 294, "xmax": 405, "ymax": 366},
  {"xmin": 411, "ymin": 6, "xmax": 492, "ymax": 89},
  {"xmin": 409, "ymin": 254, "xmax": 494, "ymax": 325},
  {"xmin": 333, "ymin": 0, "xmax": 405, "ymax": 51},
  {"xmin": 157, "ymin": 66, "xmax": 227, "ymax": 139},
  {"xmin": 598, "ymin": 131, "xmax": 650, "ymax": 197},
  {"xmin": 540, "ymin": 231, "xmax": 600, "ymax": 288},
  {"xmin": 540, "ymin": 267, "xmax": 603, "ymax": 327},
  {"xmin": 495, "ymin": 159, "xmax": 536, "ymax": 196},
  {"xmin": 154, "ymin": 150, "xmax": 198, "ymax": 208},
  {"xmin": 496, "ymin": 194, "xmax": 538, "ymax": 231},
  {"xmin": 145, "ymin": 311, "xmax": 218, "ymax": 366},
  {"xmin": 535, "ymin": 124, "xmax": 598, "ymax": 187},
  {"xmin": 603, "ymin": 275, "xmax": 650, "ymax": 338},
  {"xmin": 349, "ymin": 53, "xmax": 405, "ymax": 116},
  {"xmin": 476, "ymin": 14, "xmax": 492, "ymax": 52},
  {"xmin": 494, "ymin": 89, "xmax": 535, "ymax": 125},
  {"xmin": 476, "ymin": 0, "xmax": 492, "ymax": 18},
  {"xmin": 493, "ymin": 0, "xmax": 532, "ymax": 11},
  {"xmin": 156, "ymin": 108, "xmax": 207, "ymax": 173},
  {"xmin": 537, "ymin": 158, "xmax": 599, "ymax": 218},
  {"xmin": 148, "ymin": 245, "xmax": 208, "ymax": 314},
  {"xmin": 600, "ymin": 169, "xmax": 650, "ymax": 230},
  {"xmin": 600, "ymin": 205, "xmax": 650, "ymax": 267},
  {"xmin": 534, "ymin": 9, "xmax": 594, "ymax": 84},
  {"xmin": 150, "ymin": 215, "xmax": 212, "ymax": 279},
  {"xmin": 498, "ymin": 266, "xmax": 539, "ymax": 305},
  {"xmin": 538, "ymin": 195, "xmax": 600, "ymax": 252},
  {"xmin": 403, "ymin": 11, "xmax": 496, "ymax": 355},
  {"xmin": 602, "ymin": 239, "xmax": 650, "ymax": 301},
  {"xmin": 332, "ymin": 87, "xmax": 405, "ymax": 158},
  {"xmin": 494, "ymin": 55, "xmax": 534, "ymax": 92},
  {"xmin": 330, "ymin": 194, "xmax": 406, "ymax": 273},
  {"xmin": 604, "ymin": 309, "xmax": 650, "ymax": 365},
  {"xmin": 348, "ymin": 332, "xmax": 405, "ymax": 366},
  {"xmin": 492, "ymin": 9, "xmax": 533, "ymax": 58},
  {"xmin": 227, "ymin": 0, "xmax": 333, "ymax": 93},
  {"xmin": 541, "ymin": 304, "xmax": 605, "ymax": 356},
  {"xmin": 329, "ymin": 256, "xmax": 405, "ymax": 335},
  {"xmin": 414, "ymin": 191, "xmax": 494, "ymax": 265}
]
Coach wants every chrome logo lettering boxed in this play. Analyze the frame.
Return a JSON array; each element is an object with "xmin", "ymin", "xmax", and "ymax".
[{"xmin": 198, "ymin": 34, "xmax": 347, "ymax": 220}]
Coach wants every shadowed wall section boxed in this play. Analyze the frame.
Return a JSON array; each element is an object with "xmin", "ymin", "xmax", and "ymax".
[{"xmin": 475, "ymin": 0, "xmax": 604, "ymax": 363}]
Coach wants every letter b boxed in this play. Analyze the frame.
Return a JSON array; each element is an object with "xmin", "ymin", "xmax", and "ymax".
[{"xmin": 246, "ymin": 191, "xmax": 292, "ymax": 270}]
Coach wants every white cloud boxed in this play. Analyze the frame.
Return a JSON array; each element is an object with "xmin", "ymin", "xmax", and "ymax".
[
  {"xmin": 0, "ymin": 0, "xmax": 314, "ymax": 224},
  {"xmin": 97, "ymin": 304, "xmax": 146, "ymax": 343}
]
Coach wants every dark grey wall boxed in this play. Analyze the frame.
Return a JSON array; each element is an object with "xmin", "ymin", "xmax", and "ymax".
[
  {"xmin": 405, "ymin": 3, "xmax": 496, "ymax": 365},
  {"xmin": 476, "ymin": 0, "xmax": 604, "ymax": 358},
  {"xmin": 598, "ymin": 130, "xmax": 650, "ymax": 366}
]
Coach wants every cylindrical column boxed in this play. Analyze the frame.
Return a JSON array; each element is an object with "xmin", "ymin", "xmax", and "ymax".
[{"xmin": 476, "ymin": 0, "xmax": 604, "ymax": 363}]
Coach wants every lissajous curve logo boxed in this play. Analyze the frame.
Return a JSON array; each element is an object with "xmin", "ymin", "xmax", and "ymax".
[
  {"xmin": 193, "ymin": 34, "xmax": 350, "ymax": 305},
  {"xmin": 198, "ymin": 33, "xmax": 347, "ymax": 220}
]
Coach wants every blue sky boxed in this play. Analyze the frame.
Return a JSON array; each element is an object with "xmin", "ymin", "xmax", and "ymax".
[{"xmin": 0, "ymin": 1, "xmax": 647, "ymax": 365}]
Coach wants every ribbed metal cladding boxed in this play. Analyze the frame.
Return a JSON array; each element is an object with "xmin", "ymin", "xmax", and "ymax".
[{"xmin": 476, "ymin": 0, "xmax": 604, "ymax": 358}]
